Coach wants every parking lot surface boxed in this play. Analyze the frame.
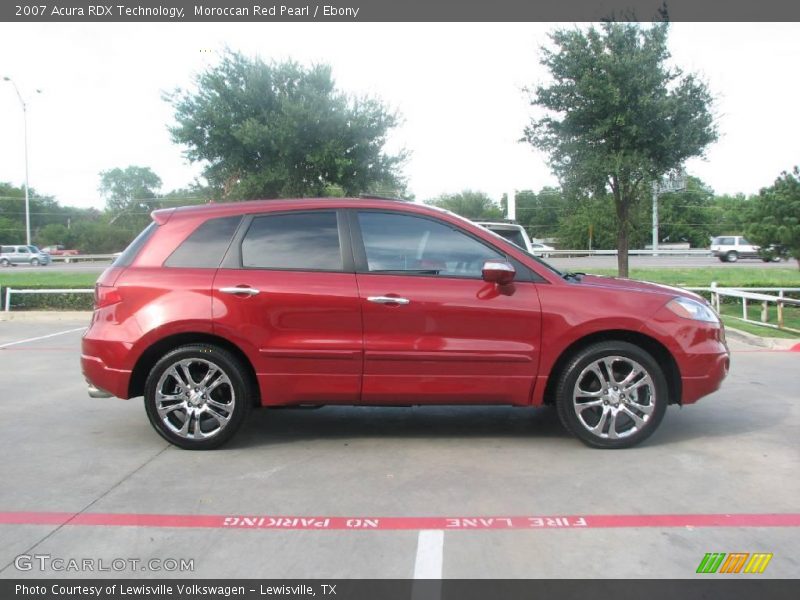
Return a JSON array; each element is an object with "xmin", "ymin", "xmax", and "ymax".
[{"xmin": 0, "ymin": 318, "xmax": 798, "ymax": 579}]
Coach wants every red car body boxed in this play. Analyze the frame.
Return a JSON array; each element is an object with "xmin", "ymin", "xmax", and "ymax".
[{"xmin": 81, "ymin": 198, "xmax": 729, "ymax": 448}]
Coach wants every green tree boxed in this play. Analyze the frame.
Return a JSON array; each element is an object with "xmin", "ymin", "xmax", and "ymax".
[
  {"xmin": 424, "ymin": 190, "xmax": 504, "ymax": 220},
  {"xmin": 709, "ymin": 193, "xmax": 753, "ymax": 235},
  {"xmin": 652, "ymin": 176, "xmax": 715, "ymax": 248},
  {"xmin": 748, "ymin": 167, "xmax": 800, "ymax": 270},
  {"xmin": 524, "ymin": 21, "xmax": 717, "ymax": 276},
  {"xmin": 513, "ymin": 187, "xmax": 566, "ymax": 239},
  {"xmin": 98, "ymin": 166, "xmax": 162, "ymax": 229},
  {"xmin": 166, "ymin": 51, "xmax": 406, "ymax": 200}
]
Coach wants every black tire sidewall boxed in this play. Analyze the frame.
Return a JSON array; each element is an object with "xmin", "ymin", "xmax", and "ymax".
[
  {"xmin": 726, "ymin": 251, "xmax": 738, "ymax": 262},
  {"xmin": 555, "ymin": 341, "xmax": 668, "ymax": 449},
  {"xmin": 144, "ymin": 344, "xmax": 252, "ymax": 450}
]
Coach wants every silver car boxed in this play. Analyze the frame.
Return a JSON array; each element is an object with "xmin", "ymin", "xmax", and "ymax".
[{"xmin": 0, "ymin": 245, "xmax": 51, "ymax": 267}]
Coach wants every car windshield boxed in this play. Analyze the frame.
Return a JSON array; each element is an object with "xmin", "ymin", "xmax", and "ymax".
[{"xmin": 27, "ymin": 246, "xmax": 40, "ymax": 253}]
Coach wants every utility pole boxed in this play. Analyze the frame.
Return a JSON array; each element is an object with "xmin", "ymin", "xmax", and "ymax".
[{"xmin": 3, "ymin": 77, "xmax": 42, "ymax": 246}]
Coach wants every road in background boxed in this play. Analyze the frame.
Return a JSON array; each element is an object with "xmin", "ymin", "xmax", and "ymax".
[{"xmin": 3, "ymin": 255, "xmax": 797, "ymax": 274}]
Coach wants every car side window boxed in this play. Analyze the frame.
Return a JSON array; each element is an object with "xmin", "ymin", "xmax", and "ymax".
[
  {"xmin": 165, "ymin": 216, "xmax": 242, "ymax": 268},
  {"xmin": 740, "ymin": 238, "xmax": 751, "ymax": 246},
  {"xmin": 241, "ymin": 211, "xmax": 343, "ymax": 271},
  {"xmin": 18, "ymin": 247, "xmax": 29, "ymax": 254},
  {"xmin": 357, "ymin": 211, "xmax": 503, "ymax": 278}
]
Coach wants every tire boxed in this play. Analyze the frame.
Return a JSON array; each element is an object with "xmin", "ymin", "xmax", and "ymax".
[
  {"xmin": 30, "ymin": 258, "xmax": 39, "ymax": 266},
  {"xmin": 144, "ymin": 344, "xmax": 252, "ymax": 450},
  {"xmin": 725, "ymin": 251, "xmax": 738, "ymax": 263},
  {"xmin": 555, "ymin": 341, "xmax": 668, "ymax": 449},
  {"xmin": 0, "ymin": 258, "xmax": 9, "ymax": 267}
]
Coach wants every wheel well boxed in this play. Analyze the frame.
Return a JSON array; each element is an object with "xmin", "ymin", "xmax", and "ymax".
[
  {"xmin": 128, "ymin": 332, "xmax": 260, "ymax": 405},
  {"xmin": 542, "ymin": 330, "xmax": 682, "ymax": 406}
]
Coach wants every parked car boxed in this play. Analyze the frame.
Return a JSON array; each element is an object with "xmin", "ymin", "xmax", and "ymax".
[
  {"xmin": 82, "ymin": 198, "xmax": 729, "ymax": 450},
  {"xmin": 710, "ymin": 235, "xmax": 778, "ymax": 263},
  {"xmin": 0, "ymin": 245, "xmax": 51, "ymax": 267},
  {"xmin": 475, "ymin": 222, "xmax": 554, "ymax": 256},
  {"xmin": 41, "ymin": 245, "xmax": 79, "ymax": 256}
]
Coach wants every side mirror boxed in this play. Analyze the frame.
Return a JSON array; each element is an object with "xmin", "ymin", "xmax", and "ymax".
[{"xmin": 482, "ymin": 259, "xmax": 515, "ymax": 285}]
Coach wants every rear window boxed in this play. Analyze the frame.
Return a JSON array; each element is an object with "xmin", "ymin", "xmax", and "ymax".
[
  {"xmin": 113, "ymin": 222, "xmax": 158, "ymax": 267},
  {"xmin": 165, "ymin": 216, "xmax": 242, "ymax": 269}
]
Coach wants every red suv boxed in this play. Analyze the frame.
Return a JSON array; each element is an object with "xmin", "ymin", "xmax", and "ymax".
[{"xmin": 82, "ymin": 198, "xmax": 729, "ymax": 450}]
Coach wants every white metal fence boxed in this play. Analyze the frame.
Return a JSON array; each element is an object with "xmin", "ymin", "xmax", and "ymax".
[{"xmin": 687, "ymin": 284, "xmax": 800, "ymax": 333}]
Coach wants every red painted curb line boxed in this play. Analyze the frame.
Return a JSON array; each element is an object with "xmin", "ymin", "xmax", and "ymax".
[{"xmin": 1, "ymin": 511, "xmax": 798, "ymax": 531}]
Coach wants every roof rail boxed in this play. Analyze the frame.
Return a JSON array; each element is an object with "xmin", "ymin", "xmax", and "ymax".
[{"xmin": 357, "ymin": 193, "xmax": 410, "ymax": 202}]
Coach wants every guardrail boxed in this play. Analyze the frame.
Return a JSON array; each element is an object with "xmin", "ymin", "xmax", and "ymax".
[
  {"xmin": 48, "ymin": 254, "xmax": 115, "ymax": 263},
  {"xmin": 42, "ymin": 250, "xmax": 716, "ymax": 262},
  {"xmin": 4, "ymin": 288, "xmax": 94, "ymax": 312},
  {"xmin": 687, "ymin": 284, "xmax": 800, "ymax": 333}
]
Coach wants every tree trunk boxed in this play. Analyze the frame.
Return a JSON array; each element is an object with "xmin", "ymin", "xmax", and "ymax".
[
  {"xmin": 617, "ymin": 223, "xmax": 630, "ymax": 278},
  {"xmin": 614, "ymin": 181, "xmax": 630, "ymax": 278}
]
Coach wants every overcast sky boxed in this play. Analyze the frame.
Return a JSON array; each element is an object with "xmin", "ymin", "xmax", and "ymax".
[{"xmin": 0, "ymin": 22, "xmax": 798, "ymax": 210}]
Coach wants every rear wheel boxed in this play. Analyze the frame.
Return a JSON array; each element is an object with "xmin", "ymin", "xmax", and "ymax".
[
  {"xmin": 555, "ymin": 341, "xmax": 668, "ymax": 449},
  {"xmin": 725, "ymin": 251, "xmax": 738, "ymax": 263},
  {"xmin": 0, "ymin": 258, "xmax": 9, "ymax": 267},
  {"xmin": 144, "ymin": 344, "xmax": 252, "ymax": 450}
]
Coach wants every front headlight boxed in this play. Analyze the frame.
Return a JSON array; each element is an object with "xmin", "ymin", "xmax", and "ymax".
[{"xmin": 665, "ymin": 297, "xmax": 720, "ymax": 324}]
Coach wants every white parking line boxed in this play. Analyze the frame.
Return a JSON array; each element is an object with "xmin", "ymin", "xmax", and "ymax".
[
  {"xmin": 0, "ymin": 327, "xmax": 86, "ymax": 349},
  {"xmin": 413, "ymin": 529, "xmax": 444, "ymax": 579}
]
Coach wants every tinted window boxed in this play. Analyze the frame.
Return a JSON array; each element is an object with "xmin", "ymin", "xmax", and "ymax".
[
  {"xmin": 165, "ymin": 216, "xmax": 241, "ymax": 268},
  {"xmin": 1, "ymin": 246, "xmax": 11, "ymax": 253},
  {"xmin": 241, "ymin": 211, "xmax": 342, "ymax": 271},
  {"xmin": 113, "ymin": 222, "xmax": 158, "ymax": 267},
  {"xmin": 18, "ymin": 247, "xmax": 29, "ymax": 254},
  {"xmin": 358, "ymin": 212, "xmax": 502, "ymax": 277}
]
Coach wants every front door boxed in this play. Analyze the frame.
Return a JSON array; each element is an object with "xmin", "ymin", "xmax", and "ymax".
[{"xmin": 351, "ymin": 210, "xmax": 542, "ymax": 405}]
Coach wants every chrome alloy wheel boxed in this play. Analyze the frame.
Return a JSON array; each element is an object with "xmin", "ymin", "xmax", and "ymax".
[
  {"xmin": 572, "ymin": 356, "xmax": 656, "ymax": 440},
  {"xmin": 155, "ymin": 358, "xmax": 235, "ymax": 440}
]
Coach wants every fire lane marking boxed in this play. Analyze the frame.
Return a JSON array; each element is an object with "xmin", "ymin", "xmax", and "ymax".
[{"xmin": 0, "ymin": 512, "xmax": 798, "ymax": 531}]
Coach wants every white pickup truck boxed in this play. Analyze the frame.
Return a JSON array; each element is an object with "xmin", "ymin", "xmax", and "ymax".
[{"xmin": 475, "ymin": 222, "xmax": 554, "ymax": 257}]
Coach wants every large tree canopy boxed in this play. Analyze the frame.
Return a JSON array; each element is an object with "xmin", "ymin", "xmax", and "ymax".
[
  {"xmin": 167, "ymin": 52, "xmax": 406, "ymax": 200},
  {"xmin": 98, "ymin": 166, "xmax": 162, "ymax": 214},
  {"xmin": 748, "ymin": 167, "xmax": 800, "ymax": 269},
  {"xmin": 525, "ymin": 21, "xmax": 717, "ymax": 276}
]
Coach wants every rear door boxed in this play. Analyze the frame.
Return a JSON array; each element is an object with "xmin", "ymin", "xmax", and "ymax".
[
  {"xmin": 350, "ymin": 209, "xmax": 542, "ymax": 405},
  {"xmin": 213, "ymin": 209, "xmax": 362, "ymax": 406}
]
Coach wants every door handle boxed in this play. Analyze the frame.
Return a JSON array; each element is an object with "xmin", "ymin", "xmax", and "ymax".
[
  {"xmin": 219, "ymin": 287, "xmax": 260, "ymax": 296},
  {"xmin": 367, "ymin": 296, "xmax": 410, "ymax": 305}
]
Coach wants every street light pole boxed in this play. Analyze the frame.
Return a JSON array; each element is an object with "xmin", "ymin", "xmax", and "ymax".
[{"xmin": 3, "ymin": 77, "xmax": 41, "ymax": 246}]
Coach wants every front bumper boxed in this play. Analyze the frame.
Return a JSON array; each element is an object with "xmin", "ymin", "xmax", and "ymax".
[{"xmin": 680, "ymin": 349, "xmax": 730, "ymax": 404}]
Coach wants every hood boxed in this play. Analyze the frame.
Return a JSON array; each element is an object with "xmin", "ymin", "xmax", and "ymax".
[{"xmin": 579, "ymin": 274, "xmax": 704, "ymax": 302}]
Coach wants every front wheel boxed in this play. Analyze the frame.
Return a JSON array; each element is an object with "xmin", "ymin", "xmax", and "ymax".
[
  {"xmin": 30, "ymin": 258, "xmax": 40, "ymax": 266},
  {"xmin": 555, "ymin": 341, "xmax": 668, "ymax": 449},
  {"xmin": 144, "ymin": 344, "xmax": 252, "ymax": 450}
]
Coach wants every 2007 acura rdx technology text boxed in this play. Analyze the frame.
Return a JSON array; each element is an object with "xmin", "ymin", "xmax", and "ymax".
[{"xmin": 81, "ymin": 198, "xmax": 730, "ymax": 450}]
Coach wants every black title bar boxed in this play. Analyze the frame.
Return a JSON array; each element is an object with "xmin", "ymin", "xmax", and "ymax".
[{"xmin": 3, "ymin": 0, "xmax": 800, "ymax": 22}]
